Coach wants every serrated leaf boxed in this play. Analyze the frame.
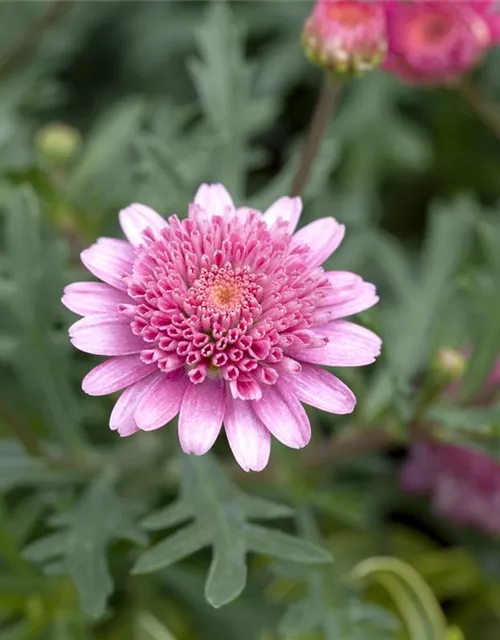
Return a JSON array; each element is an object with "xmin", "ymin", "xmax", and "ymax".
[{"xmin": 244, "ymin": 524, "xmax": 332, "ymax": 564}]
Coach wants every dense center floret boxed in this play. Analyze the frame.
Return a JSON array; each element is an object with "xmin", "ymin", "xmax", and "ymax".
[{"xmin": 121, "ymin": 210, "xmax": 331, "ymax": 400}]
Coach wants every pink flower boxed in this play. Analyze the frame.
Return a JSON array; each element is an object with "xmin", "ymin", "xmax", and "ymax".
[
  {"xmin": 402, "ymin": 441, "xmax": 500, "ymax": 536},
  {"xmin": 383, "ymin": 0, "xmax": 499, "ymax": 84},
  {"xmin": 63, "ymin": 184, "xmax": 381, "ymax": 472},
  {"xmin": 302, "ymin": 0, "xmax": 388, "ymax": 75}
]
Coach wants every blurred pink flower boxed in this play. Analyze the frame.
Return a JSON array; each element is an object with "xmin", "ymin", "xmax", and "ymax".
[
  {"xmin": 402, "ymin": 440, "xmax": 500, "ymax": 536},
  {"xmin": 302, "ymin": 0, "xmax": 388, "ymax": 75},
  {"xmin": 63, "ymin": 184, "xmax": 381, "ymax": 471},
  {"xmin": 383, "ymin": 0, "xmax": 500, "ymax": 84}
]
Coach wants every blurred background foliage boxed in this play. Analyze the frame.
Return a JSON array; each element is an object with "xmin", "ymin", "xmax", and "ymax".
[{"xmin": 1, "ymin": 1, "xmax": 500, "ymax": 639}]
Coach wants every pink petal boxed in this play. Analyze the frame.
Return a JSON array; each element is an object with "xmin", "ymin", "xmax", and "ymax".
[
  {"xmin": 69, "ymin": 315, "xmax": 144, "ymax": 356},
  {"xmin": 296, "ymin": 321, "xmax": 382, "ymax": 367},
  {"xmin": 178, "ymin": 377, "xmax": 226, "ymax": 455},
  {"xmin": 119, "ymin": 203, "xmax": 167, "ymax": 247},
  {"xmin": 224, "ymin": 396, "xmax": 271, "ymax": 472},
  {"xmin": 264, "ymin": 196, "xmax": 302, "ymax": 233},
  {"xmin": 80, "ymin": 238, "xmax": 135, "ymax": 291},
  {"xmin": 110, "ymin": 375, "xmax": 159, "ymax": 435},
  {"xmin": 293, "ymin": 218, "xmax": 345, "ymax": 269},
  {"xmin": 82, "ymin": 355, "xmax": 156, "ymax": 396},
  {"xmin": 192, "ymin": 183, "xmax": 234, "ymax": 218},
  {"xmin": 287, "ymin": 363, "xmax": 356, "ymax": 414},
  {"xmin": 134, "ymin": 370, "xmax": 188, "ymax": 431},
  {"xmin": 62, "ymin": 282, "xmax": 129, "ymax": 316},
  {"xmin": 320, "ymin": 272, "xmax": 379, "ymax": 318},
  {"xmin": 253, "ymin": 383, "xmax": 311, "ymax": 449}
]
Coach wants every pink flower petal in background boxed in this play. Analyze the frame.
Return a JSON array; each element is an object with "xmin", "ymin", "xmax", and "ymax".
[
  {"xmin": 383, "ymin": 0, "xmax": 494, "ymax": 84},
  {"xmin": 64, "ymin": 183, "xmax": 381, "ymax": 471}
]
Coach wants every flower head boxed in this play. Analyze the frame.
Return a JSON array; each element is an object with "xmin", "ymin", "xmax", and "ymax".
[
  {"xmin": 384, "ymin": 0, "xmax": 499, "ymax": 84},
  {"xmin": 63, "ymin": 185, "xmax": 381, "ymax": 471},
  {"xmin": 402, "ymin": 441, "xmax": 500, "ymax": 536},
  {"xmin": 302, "ymin": 0, "xmax": 388, "ymax": 76}
]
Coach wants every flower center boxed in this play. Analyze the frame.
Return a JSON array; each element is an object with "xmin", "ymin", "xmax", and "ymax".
[
  {"xmin": 189, "ymin": 266, "xmax": 260, "ymax": 321},
  {"xmin": 209, "ymin": 278, "xmax": 242, "ymax": 310},
  {"xmin": 420, "ymin": 15, "xmax": 451, "ymax": 43},
  {"xmin": 328, "ymin": 2, "xmax": 371, "ymax": 28},
  {"xmin": 124, "ymin": 213, "xmax": 332, "ymax": 398}
]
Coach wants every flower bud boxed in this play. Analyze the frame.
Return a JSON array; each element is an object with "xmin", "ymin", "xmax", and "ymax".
[
  {"xmin": 433, "ymin": 348, "xmax": 467, "ymax": 383},
  {"xmin": 383, "ymin": 1, "xmax": 494, "ymax": 85},
  {"xmin": 302, "ymin": 0, "xmax": 388, "ymax": 77},
  {"xmin": 35, "ymin": 122, "xmax": 82, "ymax": 167}
]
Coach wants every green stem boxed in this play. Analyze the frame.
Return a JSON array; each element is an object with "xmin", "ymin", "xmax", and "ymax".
[
  {"xmin": 0, "ymin": 1, "xmax": 70, "ymax": 79},
  {"xmin": 291, "ymin": 76, "xmax": 341, "ymax": 196}
]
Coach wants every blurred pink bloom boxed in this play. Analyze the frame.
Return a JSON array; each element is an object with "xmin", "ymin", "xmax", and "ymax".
[
  {"xmin": 302, "ymin": 0, "xmax": 388, "ymax": 75},
  {"xmin": 383, "ymin": 0, "xmax": 500, "ymax": 84},
  {"xmin": 63, "ymin": 184, "xmax": 381, "ymax": 471},
  {"xmin": 402, "ymin": 441, "xmax": 500, "ymax": 536}
]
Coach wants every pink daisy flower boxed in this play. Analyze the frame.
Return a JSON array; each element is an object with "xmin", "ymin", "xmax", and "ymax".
[
  {"xmin": 63, "ymin": 185, "xmax": 381, "ymax": 472},
  {"xmin": 383, "ymin": 0, "xmax": 499, "ymax": 84},
  {"xmin": 302, "ymin": 0, "xmax": 388, "ymax": 75}
]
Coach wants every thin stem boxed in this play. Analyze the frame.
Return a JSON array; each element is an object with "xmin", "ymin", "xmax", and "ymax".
[
  {"xmin": 0, "ymin": 1, "xmax": 70, "ymax": 79},
  {"xmin": 457, "ymin": 78, "xmax": 500, "ymax": 141},
  {"xmin": 291, "ymin": 76, "xmax": 341, "ymax": 197}
]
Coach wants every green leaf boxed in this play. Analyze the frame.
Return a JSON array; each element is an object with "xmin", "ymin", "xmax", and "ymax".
[
  {"xmin": 0, "ymin": 440, "xmax": 67, "ymax": 491},
  {"xmin": 458, "ymin": 220, "xmax": 500, "ymax": 399},
  {"xmin": 132, "ymin": 523, "xmax": 210, "ymax": 575},
  {"xmin": 353, "ymin": 556, "xmax": 447, "ymax": 640},
  {"xmin": 189, "ymin": 2, "xmax": 263, "ymax": 198},
  {"xmin": 140, "ymin": 501, "xmax": 192, "ymax": 531},
  {"xmin": 364, "ymin": 197, "xmax": 476, "ymax": 419},
  {"xmin": 205, "ymin": 537, "xmax": 247, "ymax": 608},
  {"xmin": 68, "ymin": 98, "xmax": 145, "ymax": 200},
  {"xmin": 135, "ymin": 611, "xmax": 178, "ymax": 640},
  {"xmin": 245, "ymin": 525, "xmax": 332, "ymax": 565},
  {"xmin": 136, "ymin": 454, "xmax": 315, "ymax": 608},
  {"xmin": 4, "ymin": 187, "xmax": 86, "ymax": 452},
  {"xmin": 24, "ymin": 482, "xmax": 145, "ymax": 619},
  {"xmin": 424, "ymin": 404, "xmax": 500, "ymax": 436}
]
